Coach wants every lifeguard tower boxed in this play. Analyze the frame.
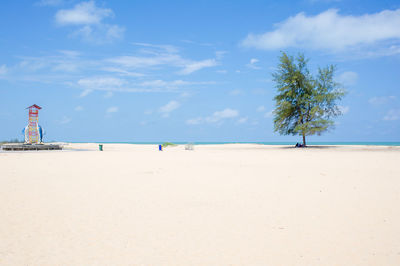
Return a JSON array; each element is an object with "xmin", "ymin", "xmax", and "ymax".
[
  {"xmin": 25, "ymin": 104, "xmax": 42, "ymax": 144},
  {"xmin": 0, "ymin": 104, "xmax": 62, "ymax": 151}
]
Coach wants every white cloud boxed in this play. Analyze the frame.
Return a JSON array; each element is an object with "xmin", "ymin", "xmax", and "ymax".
[
  {"xmin": 179, "ymin": 59, "xmax": 217, "ymax": 75},
  {"xmin": 257, "ymin": 105, "xmax": 266, "ymax": 112},
  {"xmin": 179, "ymin": 91, "xmax": 192, "ymax": 98},
  {"xmin": 58, "ymin": 50, "xmax": 80, "ymax": 57},
  {"xmin": 159, "ymin": 100, "xmax": 180, "ymax": 117},
  {"xmin": 106, "ymin": 106, "xmax": 118, "ymax": 113},
  {"xmin": 55, "ymin": 1, "xmax": 112, "ymax": 25},
  {"xmin": 107, "ymin": 44, "xmax": 218, "ymax": 75},
  {"xmin": 180, "ymin": 39, "xmax": 213, "ymax": 47},
  {"xmin": 74, "ymin": 106, "xmax": 83, "ymax": 111},
  {"xmin": 101, "ymin": 67, "xmax": 144, "ymax": 77},
  {"xmin": 140, "ymin": 79, "xmax": 190, "ymax": 88},
  {"xmin": 364, "ymin": 45, "xmax": 400, "ymax": 57},
  {"xmin": 337, "ymin": 71, "xmax": 358, "ymax": 86},
  {"xmin": 104, "ymin": 25, "xmax": 124, "ymax": 40},
  {"xmin": 78, "ymin": 77, "xmax": 128, "ymax": 96},
  {"xmin": 78, "ymin": 77, "xmax": 125, "ymax": 88},
  {"xmin": 241, "ymin": 9, "xmax": 400, "ymax": 54},
  {"xmin": 70, "ymin": 23, "xmax": 124, "ymax": 44},
  {"xmin": 79, "ymin": 89, "xmax": 92, "ymax": 98},
  {"xmin": 383, "ymin": 109, "xmax": 400, "ymax": 121},
  {"xmin": 250, "ymin": 58, "xmax": 258, "ymax": 64},
  {"xmin": 187, "ymin": 108, "xmax": 239, "ymax": 125},
  {"xmin": 11, "ymin": 50, "xmax": 84, "ymax": 76},
  {"xmin": 247, "ymin": 58, "xmax": 261, "ymax": 69},
  {"xmin": 369, "ymin": 96, "xmax": 396, "ymax": 105},
  {"xmin": 8, "ymin": 45, "xmax": 217, "ymax": 94},
  {"xmin": 133, "ymin": 42, "xmax": 180, "ymax": 53},
  {"xmin": 338, "ymin": 105, "xmax": 350, "ymax": 114},
  {"xmin": 209, "ymin": 109, "xmax": 239, "ymax": 121},
  {"xmin": 76, "ymin": 80, "xmax": 203, "ymax": 94},
  {"xmin": 186, "ymin": 117, "xmax": 203, "ymax": 125},
  {"xmin": 52, "ymin": 62, "xmax": 78, "ymax": 72},
  {"xmin": 55, "ymin": 1, "xmax": 124, "ymax": 43},
  {"xmin": 237, "ymin": 117, "xmax": 248, "ymax": 124},
  {"xmin": 76, "ymin": 76, "xmax": 175, "ymax": 96},
  {"xmin": 71, "ymin": 79, "xmax": 209, "ymax": 94},
  {"xmin": 107, "ymin": 54, "xmax": 183, "ymax": 68}
]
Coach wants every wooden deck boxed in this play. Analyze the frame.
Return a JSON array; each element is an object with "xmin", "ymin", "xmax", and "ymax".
[{"xmin": 0, "ymin": 144, "xmax": 62, "ymax": 151}]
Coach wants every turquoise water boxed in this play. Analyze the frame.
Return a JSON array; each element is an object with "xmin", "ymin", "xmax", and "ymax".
[{"xmin": 82, "ymin": 141, "xmax": 400, "ymax": 146}]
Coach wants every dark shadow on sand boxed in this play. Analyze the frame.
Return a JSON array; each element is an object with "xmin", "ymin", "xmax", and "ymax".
[{"xmin": 279, "ymin": 145, "xmax": 337, "ymax": 149}]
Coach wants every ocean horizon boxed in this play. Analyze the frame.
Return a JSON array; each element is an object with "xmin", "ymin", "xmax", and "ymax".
[{"xmin": 68, "ymin": 141, "xmax": 400, "ymax": 146}]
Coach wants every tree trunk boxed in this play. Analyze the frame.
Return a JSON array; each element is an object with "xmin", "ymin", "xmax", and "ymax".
[{"xmin": 302, "ymin": 133, "xmax": 306, "ymax": 147}]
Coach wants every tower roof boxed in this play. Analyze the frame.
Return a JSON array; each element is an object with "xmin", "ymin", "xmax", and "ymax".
[{"xmin": 26, "ymin": 104, "xmax": 42, "ymax": 109}]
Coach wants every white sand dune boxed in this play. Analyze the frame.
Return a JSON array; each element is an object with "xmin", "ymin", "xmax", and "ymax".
[{"xmin": 1, "ymin": 144, "xmax": 399, "ymax": 265}]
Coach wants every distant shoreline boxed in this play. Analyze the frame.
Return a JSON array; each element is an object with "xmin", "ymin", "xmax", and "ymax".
[{"xmin": 63, "ymin": 141, "xmax": 400, "ymax": 146}]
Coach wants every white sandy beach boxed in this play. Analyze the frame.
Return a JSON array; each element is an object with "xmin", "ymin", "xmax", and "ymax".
[{"xmin": 0, "ymin": 143, "xmax": 400, "ymax": 265}]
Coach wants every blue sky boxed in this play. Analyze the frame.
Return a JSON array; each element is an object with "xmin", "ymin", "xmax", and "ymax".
[{"xmin": 0, "ymin": 0, "xmax": 399, "ymax": 142}]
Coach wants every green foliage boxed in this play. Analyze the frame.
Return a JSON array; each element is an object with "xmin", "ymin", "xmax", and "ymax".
[
  {"xmin": 162, "ymin": 142, "xmax": 177, "ymax": 147},
  {"xmin": 0, "ymin": 138, "xmax": 24, "ymax": 144},
  {"xmin": 272, "ymin": 52, "xmax": 346, "ymax": 146}
]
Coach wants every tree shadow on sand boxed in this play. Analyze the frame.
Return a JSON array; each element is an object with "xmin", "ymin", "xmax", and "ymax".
[{"xmin": 278, "ymin": 145, "xmax": 337, "ymax": 149}]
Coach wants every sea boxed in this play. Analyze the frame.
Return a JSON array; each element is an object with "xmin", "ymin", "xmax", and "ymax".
[{"xmin": 88, "ymin": 142, "xmax": 400, "ymax": 146}]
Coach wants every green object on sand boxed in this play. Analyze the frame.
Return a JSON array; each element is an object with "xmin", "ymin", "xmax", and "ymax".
[
  {"xmin": 162, "ymin": 142, "xmax": 177, "ymax": 147},
  {"xmin": 99, "ymin": 144, "xmax": 103, "ymax": 151}
]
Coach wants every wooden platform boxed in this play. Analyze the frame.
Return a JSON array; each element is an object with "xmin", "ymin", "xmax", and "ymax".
[{"xmin": 0, "ymin": 144, "xmax": 62, "ymax": 151}]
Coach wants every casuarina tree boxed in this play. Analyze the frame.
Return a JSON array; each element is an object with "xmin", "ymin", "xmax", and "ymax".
[{"xmin": 272, "ymin": 52, "xmax": 346, "ymax": 147}]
